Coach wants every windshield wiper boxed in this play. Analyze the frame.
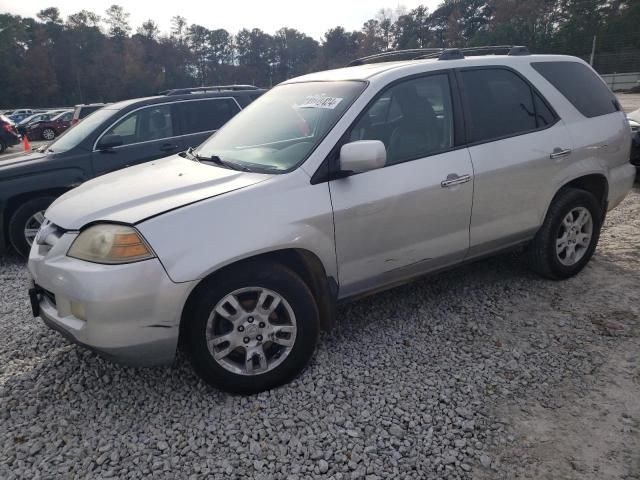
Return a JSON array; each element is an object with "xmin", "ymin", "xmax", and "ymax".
[
  {"xmin": 181, "ymin": 147, "xmax": 251, "ymax": 172},
  {"xmin": 195, "ymin": 153, "xmax": 252, "ymax": 172}
]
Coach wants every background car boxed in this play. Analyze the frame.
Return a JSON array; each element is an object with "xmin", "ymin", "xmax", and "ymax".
[
  {"xmin": 71, "ymin": 103, "xmax": 106, "ymax": 126},
  {"xmin": 0, "ymin": 115, "xmax": 21, "ymax": 153},
  {"xmin": 0, "ymin": 85, "xmax": 265, "ymax": 256},
  {"xmin": 16, "ymin": 112, "xmax": 56, "ymax": 136},
  {"xmin": 628, "ymin": 109, "xmax": 639, "ymax": 167},
  {"xmin": 26, "ymin": 110, "xmax": 73, "ymax": 140}
]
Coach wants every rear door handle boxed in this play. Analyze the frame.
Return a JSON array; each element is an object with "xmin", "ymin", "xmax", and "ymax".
[
  {"xmin": 441, "ymin": 173, "xmax": 471, "ymax": 188},
  {"xmin": 549, "ymin": 148, "xmax": 572, "ymax": 159},
  {"xmin": 160, "ymin": 143, "xmax": 179, "ymax": 152}
]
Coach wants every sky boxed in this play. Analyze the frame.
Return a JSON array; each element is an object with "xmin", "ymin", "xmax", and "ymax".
[{"xmin": 0, "ymin": 0, "xmax": 442, "ymax": 40}]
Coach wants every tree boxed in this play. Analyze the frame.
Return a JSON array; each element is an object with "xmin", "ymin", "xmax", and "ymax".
[
  {"xmin": 171, "ymin": 15, "xmax": 187, "ymax": 42},
  {"xmin": 67, "ymin": 10, "xmax": 101, "ymax": 29},
  {"xmin": 137, "ymin": 19, "xmax": 159, "ymax": 40},
  {"xmin": 104, "ymin": 5, "xmax": 131, "ymax": 38},
  {"xmin": 37, "ymin": 7, "xmax": 62, "ymax": 25}
]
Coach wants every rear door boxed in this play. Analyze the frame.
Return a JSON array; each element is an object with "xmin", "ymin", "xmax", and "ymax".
[
  {"xmin": 91, "ymin": 103, "xmax": 184, "ymax": 176},
  {"xmin": 458, "ymin": 66, "xmax": 573, "ymax": 256},
  {"xmin": 175, "ymin": 98, "xmax": 242, "ymax": 148}
]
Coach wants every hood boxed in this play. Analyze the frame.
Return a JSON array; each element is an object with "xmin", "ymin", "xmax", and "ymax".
[
  {"xmin": 628, "ymin": 108, "xmax": 640, "ymax": 123},
  {"xmin": 0, "ymin": 151, "xmax": 49, "ymax": 171},
  {"xmin": 46, "ymin": 154, "xmax": 271, "ymax": 229}
]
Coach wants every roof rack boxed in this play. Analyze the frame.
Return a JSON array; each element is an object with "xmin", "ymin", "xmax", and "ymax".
[
  {"xmin": 348, "ymin": 45, "xmax": 530, "ymax": 66},
  {"xmin": 161, "ymin": 85, "xmax": 261, "ymax": 96},
  {"xmin": 348, "ymin": 48, "xmax": 443, "ymax": 67}
]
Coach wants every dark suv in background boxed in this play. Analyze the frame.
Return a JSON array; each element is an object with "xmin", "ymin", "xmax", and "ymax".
[{"xmin": 0, "ymin": 85, "xmax": 265, "ymax": 256}]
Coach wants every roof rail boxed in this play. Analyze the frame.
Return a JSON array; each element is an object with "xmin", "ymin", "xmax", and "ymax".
[
  {"xmin": 161, "ymin": 85, "xmax": 261, "ymax": 96},
  {"xmin": 348, "ymin": 45, "xmax": 530, "ymax": 66},
  {"xmin": 348, "ymin": 48, "xmax": 443, "ymax": 67}
]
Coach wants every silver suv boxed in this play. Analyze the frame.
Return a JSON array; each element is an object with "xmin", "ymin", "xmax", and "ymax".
[{"xmin": 28, "ymin": 48, "xmax": 635, "ymax": 393}]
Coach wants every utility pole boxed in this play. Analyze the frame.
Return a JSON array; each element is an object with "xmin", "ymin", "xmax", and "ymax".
[{"xmin": 589, "ymin": 35, "xmax": 596, "ymax": 66}]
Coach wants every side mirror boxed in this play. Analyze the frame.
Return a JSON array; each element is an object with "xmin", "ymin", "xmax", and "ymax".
[
  {"xmin": 97, "ymin": 134, "xmax": 123, "ymax": 151},
  {"xmin": 339, "ymin": 140, "xmax": 386, "ymax": 174}
]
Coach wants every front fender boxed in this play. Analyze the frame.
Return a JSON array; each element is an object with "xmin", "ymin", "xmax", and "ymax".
[{"xmin": 137, "ymin": 170, "xmax": 337, "ymax": 284}]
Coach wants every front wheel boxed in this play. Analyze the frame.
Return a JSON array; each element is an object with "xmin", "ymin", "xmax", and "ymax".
[
  {"xmin": 184, "ymin": 260, "xmax": 320, "ymax": 394},
  {"xmin": 528, "ymin": 188, "xmax": 603, "ymax": 279}
]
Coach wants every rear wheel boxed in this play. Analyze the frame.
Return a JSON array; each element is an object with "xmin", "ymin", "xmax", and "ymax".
[
  {"xmin": 184, "ymin": 260, "xmax": 320, "ymax": 394},
  {"xmin": 528, "ymin": 188, "xmax": 602, "ymax": 279},
  {"xmin": 41, "ymin": 128, "xmax": 55, "ymax": 141},
  {"xmin": 0, "ymin": 140, "xmax": 6, "ymax": 154},
  {"xmin": 8, "ymin": 197, "xmax": 56, "ymax": 257}
]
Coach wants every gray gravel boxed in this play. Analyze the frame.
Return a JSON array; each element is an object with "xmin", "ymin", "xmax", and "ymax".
[{"xmin": 1, "ymin": 183, "xmax": 639, "ymax": 479}]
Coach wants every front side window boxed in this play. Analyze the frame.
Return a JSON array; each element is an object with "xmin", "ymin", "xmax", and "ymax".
[
  {"xmin": 102, "ymin": 105, "xmax": 174, "ymax": 146},
  {"xmin": 349, "ymin": 74, "xmax": 454, "ymax": 166},
  {"xmin": 196, "ymin": 81, "xmax": 366, "ymax": 172},
  {"xmin": 461, "ymin": 68, "xmax": 540, "ymax": 143},
  {"xmin": 177, "ymin": 99, "xmax": 240, "ymax": 135}
]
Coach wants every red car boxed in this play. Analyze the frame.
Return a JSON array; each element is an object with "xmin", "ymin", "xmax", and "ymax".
[{"xmin": 26, "ymin": 110, "xmax": 73, "ymax": 141}]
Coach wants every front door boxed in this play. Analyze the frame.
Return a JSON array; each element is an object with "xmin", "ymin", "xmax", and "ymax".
[
  {"xmin": 329, "ymin": 73, "xmax": 474, "ymax": 298},
  {"xmin": 92, "ymin": 104, "xmax": 184, "ymax": 176}
]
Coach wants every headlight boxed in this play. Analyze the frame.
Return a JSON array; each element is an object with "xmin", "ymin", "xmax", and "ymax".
[
  {"xmin": 68, "ymin": 224, "xmax": 155, "ymax": 264},
  {"xmin": 629, "ymin": 119, "xmax": 640, "ymax": 133}
]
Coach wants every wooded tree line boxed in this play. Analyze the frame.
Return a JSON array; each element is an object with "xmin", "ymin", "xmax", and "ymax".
[{"xmin": 0, "ymin": 0, "xmax": 638, "ymax": 108}]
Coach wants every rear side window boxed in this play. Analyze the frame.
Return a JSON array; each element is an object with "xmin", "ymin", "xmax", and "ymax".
[
  {"xmin": 531, "ymin": 61, "xmax": 618, "ymax": 118},
  {"xmin": 177, "ymin": 98, "xmax": 241, "ymax": 135},
  {"xmin": 461, "ymin": 68, "xmax": 544, "ymax": 143}
]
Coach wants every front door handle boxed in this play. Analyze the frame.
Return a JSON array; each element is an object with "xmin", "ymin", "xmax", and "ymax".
[
  {"xmin": 160, "ymin": 143, "xmax": 179, "ymax": 152},
  {"xmin": 550, "ymin": 147, "xmax": 572, "ymax": 159},
  {"xmin": 441, "ymin": 173, "xmax": 471, "ymax": 188}
]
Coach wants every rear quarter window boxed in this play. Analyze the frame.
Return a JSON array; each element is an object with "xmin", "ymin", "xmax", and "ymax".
[{"xmin": 531, "ymin": 61, "xmax": 619, "ymax": 118}]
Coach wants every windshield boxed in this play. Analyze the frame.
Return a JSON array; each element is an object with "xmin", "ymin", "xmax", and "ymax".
[
  {"xmin": 196, "ymin": 81, "xmax": 366, "ymax": 172},
  {"xmin": 47, "ymin": 108, "xmax": 115, "ymax": 153},
  {"xmin": 0, "ymin": 115, "xmax": 14, "ymax": 125}
]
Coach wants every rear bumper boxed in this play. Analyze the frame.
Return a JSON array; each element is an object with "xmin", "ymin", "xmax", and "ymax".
[
  {"xmin": 608, "ymin": 163, "xmax": 637, "ymax": 211},
  {"xmin": 1, "ymin": 131, "xmax": 21, "ymax": 147},
  {"xmin": 28, "ymin": 232, "xmax": 195, "ymax": 366}
]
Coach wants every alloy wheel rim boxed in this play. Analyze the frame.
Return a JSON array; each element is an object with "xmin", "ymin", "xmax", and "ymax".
[
  {"xmin": 43, "ymin": 129, "xmax": 54, "ymax": 140},
  {"xmin": 556, "ymin": 206, "xmax": 593, "ymax": 266},
  {"xmin": 206, "ymin": 287, "xmax": 297, "ymax": 376},
  {"xmin": 24, "ymin": 210, "xmax": 46, "ymax": 246}
]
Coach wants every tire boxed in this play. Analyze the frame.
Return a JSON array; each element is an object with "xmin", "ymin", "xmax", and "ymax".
[
  {"xmin": 41, "ymin": 128, "xmax": 55, "ymax": 141},
  {"xmin": 0, "ymin": 139, "xmax": 6, "ymax": 154},
  {"xmin": 528, "ymin": 188, "xmax": 603, "ymax": 279},
  {"xmin": 8, "ymin": 197, "xmax": 56, "ymax": 257},
  {"xmin": 184, "ymin": 259, "xmax": 320, "ymax": 394}
]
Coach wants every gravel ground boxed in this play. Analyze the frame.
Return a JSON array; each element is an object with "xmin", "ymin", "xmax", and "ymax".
[{"xmin": 0, "ymin": 182, "xmax": 638, "ymax": 479}]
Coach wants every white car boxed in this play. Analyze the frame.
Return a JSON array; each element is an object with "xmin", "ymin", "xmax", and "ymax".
[{"xmin": 28, "ymin": 47, "xmax": 635, "ymax": 393}]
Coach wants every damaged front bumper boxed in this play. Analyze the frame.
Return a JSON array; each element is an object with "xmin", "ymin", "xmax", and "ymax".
[{"xmin": 27, "ymin": 230, "xmax": 194, "ymax": 366}]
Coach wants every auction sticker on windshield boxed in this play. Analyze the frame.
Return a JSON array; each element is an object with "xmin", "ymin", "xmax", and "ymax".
[{"xmin": 297, "ymin": 95, "xmax": 343, "ymax": 109}]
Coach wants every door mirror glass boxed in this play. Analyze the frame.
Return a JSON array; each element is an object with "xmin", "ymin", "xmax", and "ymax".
[
  {"xmin": 339, "ymin": 140, "xmax": 386, "ymax": 173},
  {"xmin": 97, "ymin": 134, "xmax": 123, "ymax": 150}
]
